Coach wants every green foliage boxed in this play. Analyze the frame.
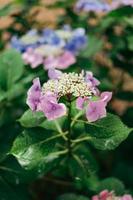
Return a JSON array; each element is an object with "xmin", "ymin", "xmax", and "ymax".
[
  {"xmin": 11, "ymin": 128, "xmax": 59, "ymax": 173},
  {"xmin": 96, "ymin": 177, "xmax": 125, "ymax": 195},
  {"xmin": 84, "ymin": 113, "xmax": 132, "ymax": 150},
  {"xmin": 19, "ymin": 110, "xmax": 45, "ymax": 128},
  {"xmin": 81, "ymin": 35, "xmax": 103, "ymax": 58},
  {"xmin": 57, "ymin": 193, "xmax": 89, "ymax": 200},
  {"xmin": 0, "ymin": 3, "xmax": 14, "ymax": 17},
  {"xmin": 0, "ymin": 49, "xmax": 24, "ymax": 90}
]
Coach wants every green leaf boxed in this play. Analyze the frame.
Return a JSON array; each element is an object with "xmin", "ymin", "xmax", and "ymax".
[
  {"xmin": 0, "ymin": 89, "xmax": 6, "ymax": 102},
  {"xmin": 0, "ymin": 49, "xmax": 24, "ymax": 90},
  {"xmin": 19, "ymin": 110, "xmax": 45, "ymax": 128},
  {"xmin": 84, "ymin": 113, "xmax": 132, "ymax": 150},
  {"xmin": 40, "ymin": 116, "xmax": 67, "ymax": 131},
  {"xmin": 0, "ymin": 176, "xmax": 30, "ymax": 200},
  {"xmin": 81, "ymin": 35, "xmax": 103, "ymax": 58},
  {"xmin": 96, "ymin": 177, "xmax": 125, "ymax": 195},
  {"xmin": 108, "ymin": 6, "xmax": 133, "ymax": 18},
  {"xmin": 10, "ymin": 128, "xmax": 62, "ymax": 174},
  {"xmin": 0, "ymin": 3, "xmax": 14, "ymax": 16},
  {"xmin": 0, "ymin": 156, "xmax": 32, "ymax": 184},
  {"xmin": 57, "ymin": 193, "xmax": 89, "ymax": 200},
  {"xmin": 127, "ymin": 36, "xmax": 133, "ymax": 50},
  {"xmin": 69, "ymin": 145, "xmax": 98, "ymax": 191}
]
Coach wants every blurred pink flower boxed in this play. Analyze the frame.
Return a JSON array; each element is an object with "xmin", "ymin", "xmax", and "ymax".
[
  {"xmin": 22, "ymin": 48, "xmax": 43, "ymax": 68},
  {"xmin": 92, "ymin": 190, "xmax": 133, "ymax": 200},
  {"xmin": 44, "ymin": 51, "xmax": 76, "ymax": 70}
]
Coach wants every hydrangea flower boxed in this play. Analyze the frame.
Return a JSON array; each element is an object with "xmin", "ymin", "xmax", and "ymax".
[
  {"xmin": 11, "ymin": 26, "xmax": 87, "ymax": 70},
  {"xmin": 75, "ymin": 0, "xmax": 133, "ymax": 14},
  {"xmin": 27, "ymin": 70, "xmax": 112, "ymax": 122},
  {"xmin": 75, "ymin": 0, "xmax": 111, "ymax": 13},
  {"xmin": 92, "ymin": 190, "xmax": 133, "ymax": 200}
]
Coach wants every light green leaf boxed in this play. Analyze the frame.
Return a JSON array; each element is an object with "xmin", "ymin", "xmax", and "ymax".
[
  {"xmin": 19, "ymin": 110, "xmax": 45, "ymax": 128},
  {"xmin": 10, "ymin": 128, "xmax": 62, "ymax": 173},
  {"xmin": 0, "ymin": 49, "xmax": 24, "ymax": 90},
  {"xmin": 127, "ymin": 36, "xmax": 133, "ymax": 50},
  {"xmin": 81, "ymin": 35, "xmax": 103, "ymax": 58}
]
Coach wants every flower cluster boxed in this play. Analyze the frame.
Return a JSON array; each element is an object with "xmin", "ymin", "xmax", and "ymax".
[
  {"xmin": 11, "ymin": 26, "xmax": 87, "ymax": 70},
  {"xmin": 75, "ymin": 0, "xmax": 133, "ymax": 13},
  {"xmin": 27, "ymin": 70, "xmax": 112, "ymax": 122},
  {"xmin": 92, "ymin": 190, "xmax": 133, "ymax": 200}
]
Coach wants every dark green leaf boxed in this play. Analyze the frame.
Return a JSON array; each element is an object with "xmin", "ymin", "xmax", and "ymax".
[
  {"xmin": 97, "ymin": 177, "xmax": 125, "ymax": 195},
  {"xmin": 57, "ymin": 193, "xmax": 89, "ymax": 200},
  {"xmin": 84, "ymin": 113, "xmax": 132, "ymax": 150},
  {"xmin": 0, "ymin": 176, "xmax": 30, "ymax": 200}
]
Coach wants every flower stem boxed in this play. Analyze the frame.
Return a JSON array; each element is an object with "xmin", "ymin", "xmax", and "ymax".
[{"xmin": 67, "ymin": 98, "xmax": 72, "ymax": 156}]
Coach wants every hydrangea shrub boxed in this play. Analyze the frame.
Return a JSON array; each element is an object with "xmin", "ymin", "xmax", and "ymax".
[{"xmin": 10, "ymin": 69, "xmax": 132, "ymax": 192}]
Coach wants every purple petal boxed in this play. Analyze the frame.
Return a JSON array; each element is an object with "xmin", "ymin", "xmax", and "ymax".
[
  {"xmin": 100, "ymin": 92, "xmax": 112, "ymax": 105},
  {"xmin": 76, "ymin": 97, "xmax": 88, "ymax": 110},
  {"xmin": 48, "ymin": 69, "xmax": 62, "ymax": 80},
  {"xmin": 39, "ymin": 92, "xmax": 66, "ymax": 120},
  {"xmin": 86, "ymin": 100, "xmax": 106, "ymax": 122},
  {"xmin": 85, "ymin": 71, "xmax": 100, "ymax": 87},
  {"xmin": 26, "ymin": 78, "xmax": 41, "ymax": 111}
]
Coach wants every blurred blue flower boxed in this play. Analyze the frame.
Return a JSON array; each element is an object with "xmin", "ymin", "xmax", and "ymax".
[
  {"xmin": 65, "ymin": 28, "xmax": 87, "ymax": 54},
  {"xmin": 75, "ymin": 0, "xmax": 110, "ymax": 12},
  {"xmin": 11, "ymin": 26, "xmax": 87, "ymax": 56},
  {"xmin": 40, "ymin": 28, "xmax": 64, "ymax": 46},
  {"xmin": 10, "ymin": 36, "xmax": 25, "ymax": 52}
]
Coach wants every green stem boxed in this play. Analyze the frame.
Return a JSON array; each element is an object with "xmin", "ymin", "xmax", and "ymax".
[
  {"xmin": 71, "ymin": 110, "xmax": 84, "ymax": 127},
  {"xmin": 72, "ymin": 119, "xmax": 103, "ymax": 128},
  {"xmin": 67, "ymin": 98, "xmax": 72, "ymax": 156},
  {"xmin": 71, "ymin": 136, "xmax": 91, "ymax": 146},
  {"xmin": 54, "ymin": 120, "xmax": 68, "ymax": 141}
]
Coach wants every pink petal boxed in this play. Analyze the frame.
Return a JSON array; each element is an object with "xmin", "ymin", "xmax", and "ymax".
[
  {"xmin": 44, "ymin": 56, "xmax": 58, "ymax": 70},
  {"xmin": 39, "ymin": 92, "xmax": 67, "ymax": 120},
  {"xmin": 121, "ymin": 195, "xmax": 133, "ymax": 200},
  {"xmin": 86, "ymin": 100, "xmax": 106, "ymax": 122},
  {"xmin": 22, "ymin": 48, "xmax": 43, "ymax": 68},
  {"xmin": 48, "ymin": 69, "xmax": 62, "ymax": 79},
  {"xmin": 26, "ymin": 78, "xmax": 42, "ymax": 111},
  {"xmin": 76, "ymin": 97, "xmax": 88, "ymax": 110},
  {"xmin": 57, "ymin": 51, "xmax": 76, "ymax": 69},
  {"xmin": 100, "ymin": 92, "xmax": 112, "ymax": 105}
]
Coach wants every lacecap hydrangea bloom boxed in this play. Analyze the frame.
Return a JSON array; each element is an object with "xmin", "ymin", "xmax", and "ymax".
[
  {"xmin": 11, "ymin": 26, "xmax": 87, "ymax": 70},
  {"xmin": 75, "ymin": 0, "xmax": 133, "ymax": 13},
  {"xmin": 92, "ymin": 190, "xmax": 133, "ymax": 200},
  {"xmin": 27, "ymin": 69, "xmax": 112, "ymax": 122}
]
